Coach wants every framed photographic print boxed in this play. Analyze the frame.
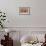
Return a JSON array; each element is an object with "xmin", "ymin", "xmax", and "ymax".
[{"xmin": 19, "ymin": 7, "xmax": 30, "ymax": 15}]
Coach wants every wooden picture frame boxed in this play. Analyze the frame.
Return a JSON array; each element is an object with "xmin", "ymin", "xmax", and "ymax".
[{"xmin": 19, "ymin": 7, "xmax": 30, "ymax": 15}]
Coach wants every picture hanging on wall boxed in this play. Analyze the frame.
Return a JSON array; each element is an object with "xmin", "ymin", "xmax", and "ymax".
[{"xmin": 19, "ymin": 7, "xmax": 31, "ymax": 15}]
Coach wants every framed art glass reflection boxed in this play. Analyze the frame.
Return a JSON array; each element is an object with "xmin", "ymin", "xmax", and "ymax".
[{"xmin": 19, "ymin": 7, "xmax": 30, "ymax": 15}]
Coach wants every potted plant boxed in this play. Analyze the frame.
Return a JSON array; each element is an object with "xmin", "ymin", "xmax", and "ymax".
[{"xmin": 0, "ymin": 10, "xmax": 6, "ymax": 28}]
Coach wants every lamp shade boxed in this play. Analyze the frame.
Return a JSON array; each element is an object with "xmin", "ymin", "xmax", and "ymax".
[{"xmin": 5, "ymin": 29, "xmax": 10, "ymax": 33}]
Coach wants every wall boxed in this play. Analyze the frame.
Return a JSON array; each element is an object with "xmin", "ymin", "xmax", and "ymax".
[
  {"xmin": 0, "ymin": 0, "xmax": 46, "ymax": 27},
  {"xmin": 0, "ymin": 0, "xmax": 46, "ymax": 46},
  {"xmin": 0, "ymin": 31, "xmax": 46, "ymax": 46}
]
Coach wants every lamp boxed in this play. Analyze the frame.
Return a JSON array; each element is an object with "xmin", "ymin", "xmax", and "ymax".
[
  {"xmin": 5, "ymin": 29, "xmax": 10, "ymax": 37},
  {"xmin": 5, "ymin": 29, "xmax": 9, "ymax": 33}
]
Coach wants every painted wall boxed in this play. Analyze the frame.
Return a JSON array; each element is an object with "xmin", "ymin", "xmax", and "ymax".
[
  {"xmin": 0, "ymin": 0, "xmax": 46, "ymax": 45},
  {"xmin": 0, "ymin": 0, "xmax": 46, "ymax": 46},
  {"xmin": 0, "ymin": 0, "xmax": 46, "ymax": 27},
  {"xmin": 0, "ymin": 31, "xmax": 46, "ymax": 46}
]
